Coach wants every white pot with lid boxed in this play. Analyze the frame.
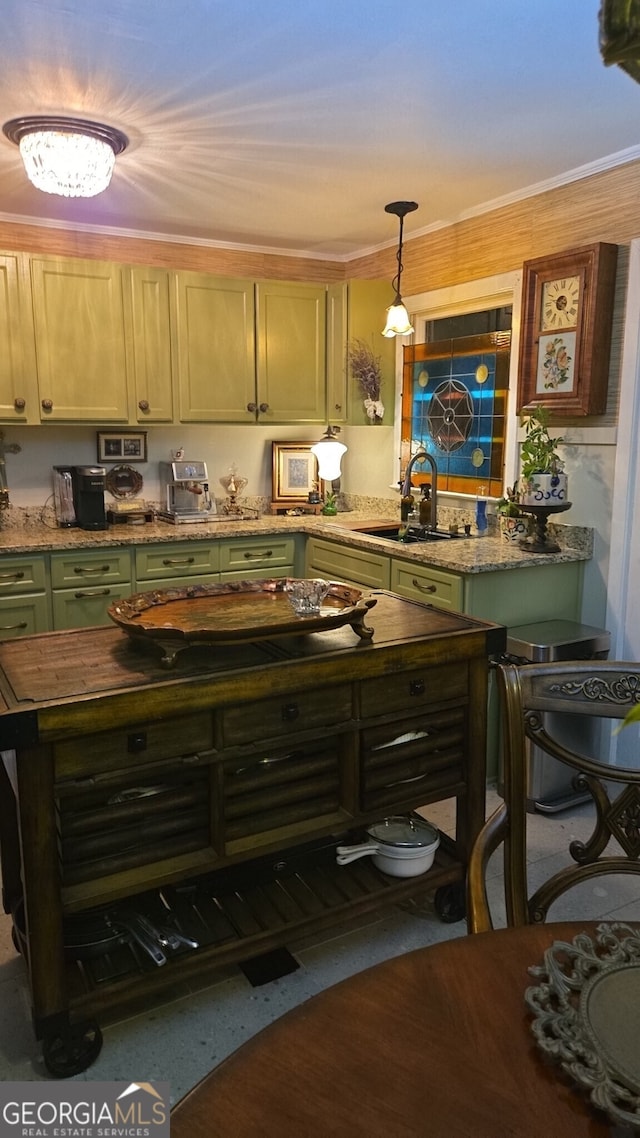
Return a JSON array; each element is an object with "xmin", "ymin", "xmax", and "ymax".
[{"xmin": 336, "ymin": 815, "xmax": 440, "ymax": 878}]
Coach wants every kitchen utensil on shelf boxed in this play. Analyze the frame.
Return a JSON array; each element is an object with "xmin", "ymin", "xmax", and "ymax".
[{"xmin": 336, "ymin": 815, "xmax": 440, "ymax": 878}]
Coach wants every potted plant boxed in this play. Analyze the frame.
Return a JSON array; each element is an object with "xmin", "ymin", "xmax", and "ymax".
[
  {"xmin": 518, "ymin": 405, "xmax": 567, "ymax": 507},
  {"xmin": 496, "ymin": 483, "xmax": 527, "ymax": 543},
  {"xmin": 321, "ymin": 490, "xmax": 338, "ymax": 516}
]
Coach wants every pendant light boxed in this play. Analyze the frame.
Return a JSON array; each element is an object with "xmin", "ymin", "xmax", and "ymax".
[
  {"xmin": 2, "ymin": 115, "xmax": 128, "ymax": 198},
  {"xmin": 311, "ymin": 426, "xmax": 347, "ymax": 482},
  {"xmin": 382, "ymin": 200, "xmax": 418, "ymax": 338}
]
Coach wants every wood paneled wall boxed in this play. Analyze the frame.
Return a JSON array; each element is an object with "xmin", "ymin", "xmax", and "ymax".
[{"xmin": 1, "ymin": 156, "xmax": 639, "ymax": 295}]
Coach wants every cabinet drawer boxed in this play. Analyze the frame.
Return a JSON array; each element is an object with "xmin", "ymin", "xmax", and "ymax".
[
  {"xmin": 222, "ymin": 685, "xmax": 352, "ymax": 745},
  {"xmin": 135, "ymin": 542, "xmax": 219, "ymax": 582},
  {"xmin": 223, "ymin": 740, "xmax": 341, "ymax": 843},
  {"xmin": 51, "ymin": 583, "xmax": 133, "ymax": 631},
  {"xmin": 0, "ymin": 555, "xmax": 46, "ymax": 594},
  {"xmin": 56, "ymin": 764, "xmax": 212, "ymax": 885},
  {"xmin": 219, "ymin": 536, "xmax": 296, "ymax": 574},
  {"xmin": 306, "ymin": 538, "xmax": 390, "ymax": 589},
  {"xmin": 360, "ymin": 710, "xmax": 466, "ymax": 813},
  {"xmin": 50, "ymin": 549, "xmax": 132, "ymax": 588},
  {"xmin": 359, "ymin": 662, "xmax": 468, "ymax": 719},
  {"xmin": 0, "ymin": 594, "xmax": 49, "ymax": 639},
  {"xmin": 55, "ymin": 712, "xmax": 214, "ymax": 780},
  {"xmin": 390, "ymin": 559, "xmax": 463, "ymax": 611}
]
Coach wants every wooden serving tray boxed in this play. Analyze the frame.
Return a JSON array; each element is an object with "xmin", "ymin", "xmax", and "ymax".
[{"xmin": 108, "ymin": 578, "xmax": 377, "ymax": 667}]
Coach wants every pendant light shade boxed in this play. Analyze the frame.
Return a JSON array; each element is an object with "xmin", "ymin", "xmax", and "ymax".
[
  {"xmin": 382, "ymin": 200, "xmax": 418, "ymax": 338},
  {"xmin": 311, "ymin": 426, "xmax": 347, "ymax": 482},
  {"xmin": 2, "ymin": 116, "xmax": 128, "ymax": 198}
]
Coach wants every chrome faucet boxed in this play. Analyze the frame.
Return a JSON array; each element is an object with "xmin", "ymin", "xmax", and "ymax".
[{"xmin": 402, "ymin": 451, "xmax": 438, "ymax": 531}]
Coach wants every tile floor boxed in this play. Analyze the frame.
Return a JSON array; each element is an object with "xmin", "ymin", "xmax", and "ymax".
[{"xmin": 1, "ymin": 789, "xmax": 639, "ymax": 1103}]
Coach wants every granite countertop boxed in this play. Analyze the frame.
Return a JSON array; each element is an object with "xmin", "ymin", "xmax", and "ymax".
[{"xmin": 0, "ymin": 509, "xmax": 593, "ymax": 575}]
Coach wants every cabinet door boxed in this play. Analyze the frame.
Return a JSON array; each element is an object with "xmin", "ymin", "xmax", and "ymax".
[
  {"xmin": 0, "ymin": 252, "xmax": 38, "ymax": 423},
  {"xmin": 174, "ymin": 273, "xmax": 255, "ymax": 422},
  {"xmin": 128, "ymin": 267, "xmax": 174, "ymax": 422},
  {"xmin": 256, "ymin": 282, "xmax": 327, "ymax": 423},
  {"xmin": 30, "ymin": 256, "xmax": 130, "ymax": 422},
  {"xmin": 51, "ymin": 583, "xmax": 133, "ymax": 630},
  {"xmin": 327, "ymin": 280, "xmax": 396, "ymax": 426},
  {"xmin": 0, "ymin": 594, "xmax": 50, "ymax": 639}
]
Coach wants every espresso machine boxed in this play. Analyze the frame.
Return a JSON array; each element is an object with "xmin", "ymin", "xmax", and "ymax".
[{"xmin": 157, "ymin": 460, "xmax": 217, "ymax": 523}]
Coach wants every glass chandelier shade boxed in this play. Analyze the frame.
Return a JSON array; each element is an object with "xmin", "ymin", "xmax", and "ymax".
[
  {"xmin": 311, "ymin": 427, "xmax": 347, "ymax": 482},
  {"xmin": 382, "ymin": 200, "xmax": 418, "ymax": 338},
  {"xmin": 2, "ymin": 116, "xmax": 128, "ymax": 198}
]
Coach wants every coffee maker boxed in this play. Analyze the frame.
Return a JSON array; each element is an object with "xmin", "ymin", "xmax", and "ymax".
[
  {"xmin": 71, "ymin": 466, "xmax": 107, "ymax": 530},
  {"xmin": 158, "ymin": 460, "xmax": 216, "ymax": 523}
]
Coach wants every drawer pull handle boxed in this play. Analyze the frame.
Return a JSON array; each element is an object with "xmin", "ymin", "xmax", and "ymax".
[
  {"xmin": 244, "ymin": 549, "xmax": 273, "ymax": 559},
  {"xmin": 411, "ymin": 578, "xmax": 436, "ymax": 594},
  {"xmin": 281, "ymin": 703, "xmax": 299, "ymax": 721},
  {"xmin": 232, "ymin": 751, "xmax": 300, "ymax": 776},
  {"xmin": 162, "ymin": 556, "xmax": 195, "ymax": 566},
  {"xmin": 409, "ymin": 679, "xmax": 425, "ymax": 696},
  {"xmin": 74, "ymin": 564, "xmax": 110, "ymax": 575},
  {"xmin": 0, "ymin": 570, "xmax": 25, "ymax": 581},
  {"xmin": 0, "ymin": 620, "xmax": 28, "ymax": 631},
  {"xmin": 74, "ymin": 588, "xmax": 110, "ymax": 598},
  {"xmin": 383, "ymin": 771, "xmax": 430, "ymax": 788}
]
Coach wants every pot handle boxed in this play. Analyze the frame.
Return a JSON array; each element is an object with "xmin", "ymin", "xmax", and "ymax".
[{"xmin": 335, "ymin": 841, "xmax": 380, "ymax": 865}]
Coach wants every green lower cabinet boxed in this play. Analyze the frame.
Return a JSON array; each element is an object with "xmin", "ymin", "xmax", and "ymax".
[
  {"xmin": 0, "ymin": 594, "xmax": 50, "ymax": 639},
  {"xmin": 305, "ymin": 537, "xmax": 390, "ymax": 590},
  {"xmin": 220, "ymin": 536, "xmax": 298, "ymax": 578},
  {"xmin": 390, "ymin": 560, "xmax": 463, "ymax": 611},
  {"xmin": 50, "ymin": 548, "xmax": 133, "ymax": 630},
  {"xmin": 135, "ymin": 541, "xmax": 220, "ymax": 586}
]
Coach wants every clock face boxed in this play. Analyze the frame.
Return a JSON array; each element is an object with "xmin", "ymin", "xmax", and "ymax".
[{"xmin": 541, "ymin": 276, "xmax": 580, "ymax": 331}]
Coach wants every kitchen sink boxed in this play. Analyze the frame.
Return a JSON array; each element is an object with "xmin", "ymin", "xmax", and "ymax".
[{"xmin": 356, "ymin": 524, "xmax": 468, "ymax": 543}]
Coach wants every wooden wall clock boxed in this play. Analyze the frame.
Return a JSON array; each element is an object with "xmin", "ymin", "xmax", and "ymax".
[{"xmin": 516, "ymin": 242, "xmax": 618, "ymax": 416}]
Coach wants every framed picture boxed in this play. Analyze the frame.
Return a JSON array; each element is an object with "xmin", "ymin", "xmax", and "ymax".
[
  {"xmin": 516, "ymin": 243, "xmax": 618, "ymax": 417},
  {"xmin": 97, "ymin": 431, "xmax": 148, "ymax": 464},
  {"xmin": 272, "ymin": 442, "xmax": 319, "ymax": 502}
]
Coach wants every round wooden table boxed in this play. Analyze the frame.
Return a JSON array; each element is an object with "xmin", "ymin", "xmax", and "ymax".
[{"xmin": 171, "ymin": 922, "xmax": 624, "ymax": 1138}]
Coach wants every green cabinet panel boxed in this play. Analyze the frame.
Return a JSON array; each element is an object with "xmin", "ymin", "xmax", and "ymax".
[
  {"xmin": 256, "ymin": 282, "xmax": 327, "ymax": 423},
  {"xmin": 135, "ymin": 541, "xmax": 220, "ymax": 584},
  {"xmin": 390, "ymin": 559, "xmax": 463, "ymax": 612},
  {"xmin": 327, "ymin": 280, "xmax": 396, "ymax": 426},
  {"xmin": 128, "ymin": 267, "xmax": 175, "ymax": 422},
  {"xmin": 219, "ymin": 536, "xmax": 297, "ymax": 576},
  {"xmin": 50, "ymin": 549, "xmax": 132, "ymax": 589},
  {"xmin": 0, "ymin": 554, "xmax": 47, "ymax": 595},
  {"xmin": 174, "ymin": 273, "xmax": 256, "ymax": 422},
  {"xmin": 30, "ymin": 256, "xmax": 130, "ymax": 422},
  {"xmin": 0, "ymin": 594, "xmax": 50, "ymax": 639},
  {"xmin": 305, "ymin": 537, "xmax": 390, "ymax": 590},
  {"xmin": 51, "ymin": 582, "xmax": 133, "ymax": 631},
  {"xmin": 0, "ymin": 252, "xmax": 38, "ymax": 423},
  {"xmin": 462, "ymin": 563, "xmax": 583, "ymax": 625}
]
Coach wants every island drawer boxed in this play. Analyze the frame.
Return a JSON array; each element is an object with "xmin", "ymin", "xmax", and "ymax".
[
  {"xmin": 359, "ymin": 662, "xmax": 468, "ymax": 719},
  {"xmin": 54, "ymin": 712, "xmax": 215, "ymax": 780},
  {"xmin": 360, "ymin": 709, "xmax": 466, "ymax": 812},
  {"xmin": 221, "ymin": 685, "xmax": 353, "ymax": 745}
]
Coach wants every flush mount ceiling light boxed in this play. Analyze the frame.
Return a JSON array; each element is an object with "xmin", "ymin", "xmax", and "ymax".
[
  {"xmin": 382, "ymin": 200, "xmax": 418, "ymax": 338},
  {"xmin": 2, "ymin": 115, "xmax": 128, "ymax": 198},
  {"xmin": 311, "ymin": 426, "xmax": 347, "ymax": 482}
]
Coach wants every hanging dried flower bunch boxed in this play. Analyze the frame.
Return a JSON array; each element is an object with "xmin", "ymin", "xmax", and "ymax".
[{"xmin": 347, "ymin": 339, "xmax": 385, "ymax": 421}]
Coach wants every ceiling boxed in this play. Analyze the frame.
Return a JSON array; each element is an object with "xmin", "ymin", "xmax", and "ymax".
[{"xmin": 1, "ymin": 0, "xmax": 639, "ymax": 260}]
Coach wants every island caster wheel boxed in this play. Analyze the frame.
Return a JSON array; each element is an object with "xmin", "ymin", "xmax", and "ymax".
[
  {"xmin": 434, "ymin": 882, "xmax": 466, "ymax": 924},
  {"xmin": 42, "ymin": 1019, "xmax": 103, "ymax": 1077}
]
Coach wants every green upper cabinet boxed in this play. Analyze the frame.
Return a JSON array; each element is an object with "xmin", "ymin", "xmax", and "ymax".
[
  {"xmin": 327, "ymin": 280, "xmax": 396, "ymax": 425},
  {"xmin": 128, "ymin": 267, "xmax": 175, "ymax": 423},
  {"xmin": 174, "ymin": 272, "xmax": 256, "ymax": 423},
  {"xmin": 0, "ymin": 252, "xmax": 38, "ymax": 423},
  {"xmin": 30, "ymin": 256, "xmax": 130, "ymax": 422},
  {"xmin": 255, "ymin": 281, "xmax": 327, "ymax": 423}
]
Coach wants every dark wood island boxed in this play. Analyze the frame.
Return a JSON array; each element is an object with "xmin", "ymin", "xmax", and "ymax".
[{"xmin": 0, "ymin": 590, "xmax": 504, "ymax": 1075}]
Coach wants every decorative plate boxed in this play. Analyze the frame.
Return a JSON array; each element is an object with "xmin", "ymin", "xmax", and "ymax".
[
  {"xmin": 526, "ymin": 922, "xmax": 640, "ymax": 1129},
  {"xmin": 108, "ymin": 578, "xmax": 377, "ymax": 667},
  {"xmin": 106, "ymin": 464, "xmax": 144, "ymax": 498}
]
